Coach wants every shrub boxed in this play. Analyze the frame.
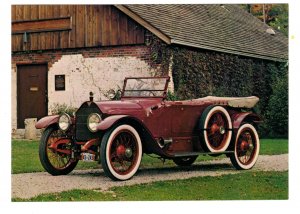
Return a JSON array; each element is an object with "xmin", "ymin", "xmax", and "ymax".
[
  {"xmin": 50, "ymin": 103, "xmax": 78, "ymax": 116},
  {"xmin": 103, "ymin": 86, "xmax": 122, "ymax": 100},
  {"xmin": 266, "ymin": 72, "xmax": 288, "ymax": 137}
]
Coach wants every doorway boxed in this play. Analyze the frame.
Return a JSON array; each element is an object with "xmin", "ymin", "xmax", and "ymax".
[{"xmin": 17, "ymin": 64, "xmax": 48, "ymax": 128}]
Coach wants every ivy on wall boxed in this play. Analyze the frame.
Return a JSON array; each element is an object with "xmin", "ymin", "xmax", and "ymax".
[
  {"xmin": 146, "ymin": 32, "xmax": 171, "ymax": 76},
  {"xmin": 147, "ymin": 33, "xmax": 288, "ymax": 137}
]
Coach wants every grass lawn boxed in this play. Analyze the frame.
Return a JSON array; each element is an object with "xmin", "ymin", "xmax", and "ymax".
[
  {"xmin": 12, "ymin": 171, "xmax": 288, "ymax": 201},
  {"xmin": 11, "ymin": 138, "xmax": 288, "ymax": 174},
  {"xmin": 259, "ymin": 139, "xmax": 288, "ymax": 155},
  {"xmin": 11, "ymin": 138, "xmax": 288, "ymax": 201},
  {"xmin": 12, "ymin": 140, "xmax": 98, "ymax": 174}
]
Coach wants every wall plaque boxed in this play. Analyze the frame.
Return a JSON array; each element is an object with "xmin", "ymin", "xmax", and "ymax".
[{"xmin": 55, "ymin": 75, "xmax": 65, "ymax": 91}]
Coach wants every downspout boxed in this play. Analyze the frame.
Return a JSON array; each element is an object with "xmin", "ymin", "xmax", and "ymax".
[{"xmin": 167, "ymin": 53, "xmax": 175, "ymax": 93}]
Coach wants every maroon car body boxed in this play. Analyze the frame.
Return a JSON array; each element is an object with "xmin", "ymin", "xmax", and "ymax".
[{"xmin": 36, "ymin": 76, "xmax": 262, "ymax": 181}]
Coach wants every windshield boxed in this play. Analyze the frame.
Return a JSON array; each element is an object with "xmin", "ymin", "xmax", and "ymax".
[{"xmin": 122, "ymin": 77, "xmax": 169, "ymax": 98}]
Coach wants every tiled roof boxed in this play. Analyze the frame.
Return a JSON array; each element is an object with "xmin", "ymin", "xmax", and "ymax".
[{"xmin": 121, "ymin": 4, "xmax": 288, "ymax": 61}]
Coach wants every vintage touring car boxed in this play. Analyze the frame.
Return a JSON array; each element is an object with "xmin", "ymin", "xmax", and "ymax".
[{"xmin": 36, "ymin": 76, "xmax": 261, "ymax": 181}]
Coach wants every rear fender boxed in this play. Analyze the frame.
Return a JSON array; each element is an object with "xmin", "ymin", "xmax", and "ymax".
[
  {"xmin": 35, "ymin": 115, "xmax": 59, "ymax": 129},
  {"xmin": 232, "ymin": 112, "xmax": 262, "ymax": 130}
]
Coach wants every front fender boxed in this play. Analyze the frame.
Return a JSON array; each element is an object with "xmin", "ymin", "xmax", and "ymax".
[
  {"xmin": 96, "ymin": 115, "xmax": 129, "ymax": 131},
  {"xmin": 96, "ymin": 114, "xmax": 166, "ymax": 157},
  {"xmin": 232, "ymin": 112, "xmax": 262, "ymax": 129},
  {"xmin": 35, "ymin": 115, "xmax": 59, "ymax": 129}
]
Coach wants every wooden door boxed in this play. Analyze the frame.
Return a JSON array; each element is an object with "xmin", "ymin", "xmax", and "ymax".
[{"xmin": 17, "ymin": 64, "xmax": 48, "ymax": 128}]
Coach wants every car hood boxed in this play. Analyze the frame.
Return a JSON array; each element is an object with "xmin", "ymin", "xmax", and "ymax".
[{"xmin": 94, "ymin": 98, "xmax": 163, "ymax": 115}]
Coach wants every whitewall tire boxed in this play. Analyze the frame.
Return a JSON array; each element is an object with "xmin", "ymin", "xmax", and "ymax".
[
  {"xmin": 230, "ymin": 123, "xmax": 260, "ymax": 170},
  {"xmin": 101, "ymin": 124, "xmax": 142, "ymax": 181},
  {"xmin": 200, "ymin": 106, "xmax": 232, "ymax": 152}
]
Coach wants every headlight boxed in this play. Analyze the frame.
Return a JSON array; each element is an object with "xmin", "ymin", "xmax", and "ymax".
[
  {"xmin": 87, "ymin": 113, "xmax": 102, "ymax": 132},
  {"xmin": 58, "ymin": 113, "xmax": 71, "ymax": 131}
]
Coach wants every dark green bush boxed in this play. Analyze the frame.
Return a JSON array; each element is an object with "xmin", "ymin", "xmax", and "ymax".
[{"xmin": 266, "ymin": 71, "xmax": 288, "ymax": 137}]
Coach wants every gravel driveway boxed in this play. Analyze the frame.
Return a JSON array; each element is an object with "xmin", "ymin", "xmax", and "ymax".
[{"xmin": 12, "ymin": 154, "xmax": 288, "ymax": 199}]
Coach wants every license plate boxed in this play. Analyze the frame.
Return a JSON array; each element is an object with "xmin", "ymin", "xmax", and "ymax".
[{"xmin": 81, "ymin": 153, "xmax": 95, "ymax": 162}]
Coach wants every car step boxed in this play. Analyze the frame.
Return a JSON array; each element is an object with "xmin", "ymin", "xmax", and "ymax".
[{"xmin": 170, "ymin": 151, "xmax": 234, "ymax": 157}]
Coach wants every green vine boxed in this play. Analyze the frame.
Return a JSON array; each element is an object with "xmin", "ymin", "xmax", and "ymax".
[
  {"xmin": 146, "ymin": 32, "xmax": 171, "ymax": 76},
  {"xmin": 147, "ymin": 34, "xmax": 287, "ymax": 137}
]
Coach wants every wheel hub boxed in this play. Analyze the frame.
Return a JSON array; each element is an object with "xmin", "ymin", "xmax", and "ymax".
[
  {"xmin": 116, "ymin": 145, "xmax": 133, "ymax": 158},
  {"xmin": 211, "ymin": 124, "xmax": 219, "ymax": 134},
  {"xmin": 240, "ymin": 140, "xmax": 250, "ymax": 151},
  {"xmin": 125, "ymin": 148, "xmax": 133, "ymax": 158},
  {"xmin": 219, "ymin": 126, "xmax": 225, "ymax": 135},
  {"xmin": 116, "ymin": 145, "xmax": 126, "ymax": 157},
  {"xmin": 211, "ymin": 124, "xmax": 225, "ymax": 135}
]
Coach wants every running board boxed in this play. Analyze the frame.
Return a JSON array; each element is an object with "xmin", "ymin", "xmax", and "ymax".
[{"xmin": 169, "ymin": 151, "xmax": 234, "ymax": 157}]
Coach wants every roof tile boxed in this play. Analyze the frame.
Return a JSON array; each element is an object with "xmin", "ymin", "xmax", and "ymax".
[{"xmin": 124, "ymin": 4, "xmax": 288, "ymax": 61}]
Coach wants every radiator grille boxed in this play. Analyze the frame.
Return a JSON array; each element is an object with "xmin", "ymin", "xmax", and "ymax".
[{"xmin": 75, "ymin": 102, "xmax": 102, "ymax": 141}]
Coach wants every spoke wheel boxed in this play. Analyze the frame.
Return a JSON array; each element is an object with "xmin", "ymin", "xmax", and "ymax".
[
  {"xmin": 39, "ymin": 126, "xmax": 78, "ymax": 175},
  {"xmin": 230, "ymin": 124, "xmax": 260, "ymax": 170},
  {"xmin": 173, "ymin": 156, "xmax": 198, "ymax": 166},
  {"xmin": 200, "ymin": 106, "xmax": 232, "ymax": 152},
  {"xmin": 101, "ymin": 124, "xmax": 142, "ymax": 181}
]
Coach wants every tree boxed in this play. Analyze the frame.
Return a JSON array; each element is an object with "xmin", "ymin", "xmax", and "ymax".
[
  {"xmin": 267, "ymin": 4, "xmax": 288, "ymax": 36},
  {"xmin": 240, "ymin": 4, "xmax": 288, "ymax": 36}
]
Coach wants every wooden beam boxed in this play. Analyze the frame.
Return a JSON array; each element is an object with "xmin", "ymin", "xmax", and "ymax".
[
  {"xmin": 114, "ymin": 5, "xmax": 171, "ymax": 44},
  {"xmin": 12, "ymin": 17, "xmax": 72, "ymax": 34}
]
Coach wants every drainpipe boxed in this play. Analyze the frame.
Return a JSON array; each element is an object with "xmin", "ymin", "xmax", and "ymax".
[{"xmin": 167, "ymin": 53, "xmax": 175, "ymax": 93}]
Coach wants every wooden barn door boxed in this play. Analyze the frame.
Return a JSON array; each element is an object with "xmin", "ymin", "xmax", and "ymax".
[{"xmin": 17, "ymin": 64, "xmax": 48, "ymax": 128}]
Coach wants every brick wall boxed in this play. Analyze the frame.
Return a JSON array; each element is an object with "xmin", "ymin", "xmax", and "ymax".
[
  {"xmin": 12, "ymin": 45, "xmax": 161, "ymax": 69},
  {"xmin": 11, "ymin": 45, "xmax": 162, "ymax": 130}
]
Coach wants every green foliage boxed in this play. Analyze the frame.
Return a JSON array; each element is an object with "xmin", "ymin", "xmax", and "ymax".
[
  {"xmin": 166, "ymin": 90, "xmax": 179, "ymax": 101},
  {"xmin": 267, "ymin": 4, "xmax": 288, "ymax": 36},
  {"xmin": 147, "ymin": 32, "xmax": 171, "ymax": 75},
  {"xmin": 50, "ymin": 103, "xmax": 78, "ymax": 116},
  {"xmin": 13, "ymin": 171, "xmax": 288, "ymax": 201},
  {"xmin": 167, "ymin": 45, "xmax": 287, "ymax": 137},
  {"xmin": 171, "ymin": 47, "xmax": 269, "ymax": 99},
  {"xmin": 266, "ymin": 71, "xmax": 288, "ymax": 137},
  {"xmin": 240, "ymin": 4, "xmax": 288, "ymax": 37}
]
